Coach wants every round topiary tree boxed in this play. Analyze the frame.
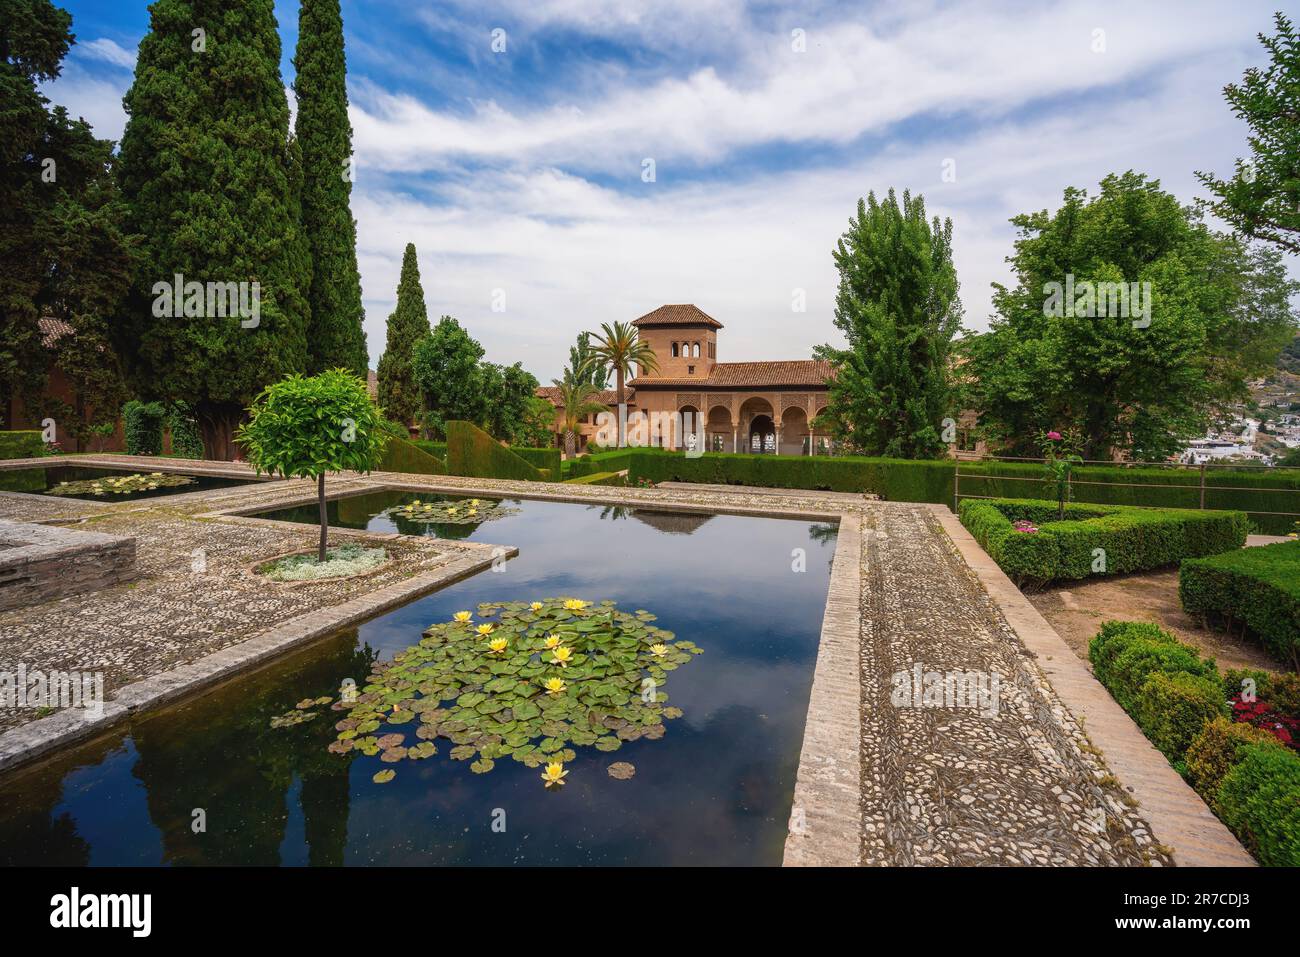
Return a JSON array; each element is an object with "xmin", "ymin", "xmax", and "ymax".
[{"xmin": 237, "ymin": 370, "xmax": 387, "ymax": 562}]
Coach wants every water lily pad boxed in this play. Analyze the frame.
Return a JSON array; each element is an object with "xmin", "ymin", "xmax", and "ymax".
[
  {"xmin": 372, "ymin": 769, "xmax": 396, "ymax": 784},
  {"xmin": 607, "ymin": 761, "xmax": 635, "ymax": 780}
]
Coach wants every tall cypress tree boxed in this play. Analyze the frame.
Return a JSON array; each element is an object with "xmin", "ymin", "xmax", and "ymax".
[
  {"xmin": 376, "ymin": 243, "xmax": 429, "ymax": 429},
  {"xmin": 116, "ymin": 0, "xmax": 309, "ymax": 460},
  {"xmin": 815, "ymin": 189, "xmax": 962, "ymax": 459},
  {"xmin": 294, "ymin": 0, "xmax": 367, "ymax": 376}
]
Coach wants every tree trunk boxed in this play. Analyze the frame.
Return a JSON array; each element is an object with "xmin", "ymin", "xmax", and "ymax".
[
  {"xmin": 616, "ymin": 368, "xmax": 625, "ymax": 448},
  {"xmin": 318, "ymin": 473, "xmax": 328, "ymax": 562},
  {"xmin": 564, "ymin": 429, "xmax": 575, "ymax": 459},
  {"xmin": 195, "ymin": 404, "xmax": 243, "ymax": 461}
]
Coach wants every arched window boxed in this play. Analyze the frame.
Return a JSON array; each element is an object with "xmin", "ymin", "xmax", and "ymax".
[
  {"xmin": 692, "ymin": 342, "xmax": 700, "ymax": 357},
  {"xmin": 671, "ymin": 342, "xmax": 679, "ymax": 357}
]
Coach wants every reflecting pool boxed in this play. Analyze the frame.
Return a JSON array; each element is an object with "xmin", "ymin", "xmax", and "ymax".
[
  {"xmin": 0, "ymin": 497, "xmax": 838, "ymax": 866},
  {"xmin": 0, "ymin": 465, "xmax": 261, "ymax": 501}
]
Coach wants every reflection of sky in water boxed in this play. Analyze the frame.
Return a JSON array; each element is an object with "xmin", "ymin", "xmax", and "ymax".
[{"xmin": 0, "ymin": 496, "xmax": 837, "ymax": 866}]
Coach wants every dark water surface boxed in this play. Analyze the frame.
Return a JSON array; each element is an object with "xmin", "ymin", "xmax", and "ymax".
[
  {"xmin": 0, "ymin": 495, "xmax": 837, "ymax": 866},
  {"xmin": 0, "ymin": 464, "xmax": 259, "ymax": 501}
]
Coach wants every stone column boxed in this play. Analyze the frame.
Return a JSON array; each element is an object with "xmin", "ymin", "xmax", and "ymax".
[
  {"xmin": 775, "ymin": 426, "xmax": 782, "ymax": 455},
  {"xmin": 733, "ymin": 428, "xmax": 738, "ymax": 453}
]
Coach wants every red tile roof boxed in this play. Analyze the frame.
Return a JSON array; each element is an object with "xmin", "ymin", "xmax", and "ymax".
[
  {"xmin": 631, "ymin": 304, "xmax": 723, "ymax": 329},
  {"xmin": 535, "ymin": 386, "xmax": 632, "ymax": 407},
  {"xmin": 38, "ymin": 317, "xmax": 76, "ymax": 348},
  {"xmin": 629, "ymin": 359, "xmax": 831, "ymax": 389}
]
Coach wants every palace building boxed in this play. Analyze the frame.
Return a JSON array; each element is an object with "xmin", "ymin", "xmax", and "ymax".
[{"xmin": 539, "ymin": 304, "xmax": 833, "ymax": 455}]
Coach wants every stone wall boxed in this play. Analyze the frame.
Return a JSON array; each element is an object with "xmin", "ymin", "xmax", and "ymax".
[{"xmin": 0, "ymin": 520, "xmax": 136, "ymax": 611}]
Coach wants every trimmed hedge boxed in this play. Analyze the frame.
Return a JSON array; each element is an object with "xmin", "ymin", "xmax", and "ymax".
[
  {"xmin": 1216, "ymin": 742, "xmax": 1300, "ymax": 866},
  {"xmin": 378, "ymin": 437, "xmax": 446, "ymax": 475},
  {"xmin": 627, "ymin": 449, "xmax": 953, "ymax": 499},
  {"xmin": 615, "ymin": 450, "xmax": 1300, "ymax": 531},
  {"xmin": 1179, "ymin": 540, "xmax": 1300, "ymax": 669},
  {"xmin": 563, "ymin": 470, "xmax": 625, "ymax": 486},
  {"xmin": 1088, "ymin": 620, "xmax": 1300, "ymax": 866},
  {"xmin": 511, "ymin": 445, "xmax": 561, "ymax": 477},
  {"xmin": 445, "ymin": 420, "xmax": 542, "ymax": 481},
  {"xmin": 959, "ymin": 498, "xmax": 1248, "ymax": 585},
  {"xmin": 0, "ymin": 431, "xmax": 44, "ymax": 459},
  {"xmin": 123, "ymin": 400, "xmax": 167, "ymax": 456}
]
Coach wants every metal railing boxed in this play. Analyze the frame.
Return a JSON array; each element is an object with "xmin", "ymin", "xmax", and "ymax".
[{"xmin": 953, "ymin": 454, "xmax": 1300, "ymax": 530}]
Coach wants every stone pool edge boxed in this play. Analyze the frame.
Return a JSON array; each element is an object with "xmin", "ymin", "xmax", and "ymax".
[
  {"xmin": 928, "ymin": 505, "xmax": 1254, "ymax": 868},
  {"xmin": 782, "ymin": 512, "xmax": 864, "ymax": 867},
  {"xmin": 0, "ymin": 541, "xmax": 514, "ymax": 775}
]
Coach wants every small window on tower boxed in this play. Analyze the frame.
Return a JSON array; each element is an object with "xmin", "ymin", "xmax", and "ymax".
[
  {"xmin": 692, "ymin": 342, "xmax": 700, "ymax": 357},
  {"xmin": 687, "ymin": 365, "xmax": 695, "ymax": 375},
  {"xmin": 671, "ymin": 342, "xmax": 679, "ymax": 357}
]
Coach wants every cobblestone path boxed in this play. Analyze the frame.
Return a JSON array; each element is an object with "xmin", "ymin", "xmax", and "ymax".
[{"xmin": 858, "ymin": 504, "xmax": 1170, "ymax": 865}]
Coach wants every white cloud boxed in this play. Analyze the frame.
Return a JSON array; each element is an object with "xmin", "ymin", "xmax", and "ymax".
[
  {"xmin": 78, "ymin": 37, "xmax": 137, "ymax": 70},
  {"xmin": 38, "ymin": 63, "xmax": 129, "ymax": 142}
]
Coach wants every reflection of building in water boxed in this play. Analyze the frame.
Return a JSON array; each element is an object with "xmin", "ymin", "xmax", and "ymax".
[{"xmin": 630, "ymin": 509, "xmax": 715, "ymax": 536}]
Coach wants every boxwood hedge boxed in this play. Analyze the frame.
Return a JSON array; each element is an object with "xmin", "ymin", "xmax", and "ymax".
[
  {"xmin": 445, "ymin": 420, "xmax": 542, "ymax": 481},
  {"xmin": 1179, "ymin": 540, "xmax": 1300, "ymax": 669},
  {"xmin": 0, "ymin": 430, "xmax": 44, "ymax": 459},
  {"xmin": 1088, "ymin": 620, "xmax": 1300, "ymax": 866},
  {"xmin": 959, "ymin": 498, "xmax": 1249, "ymax": 585}
]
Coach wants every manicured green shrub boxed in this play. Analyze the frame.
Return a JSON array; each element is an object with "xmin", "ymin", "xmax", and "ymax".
[
  {"xmin": 510, "ymin": 445, "xmax": 561, "ymax": 477},
  {"xmin": 0, "ymin": 431, "xmax": 44, "ymax": 459},
  {"xmin": 960, "ymin": 498, "xmax": 1248, "ymax": 585},
  {"xmin": 379, "ymin": 437, "xmax": 446, "ymax": 475},
  {"xmin": 411, "ymin": 439, "xmax": 448, "ymax": 464},
  {"xmin": 1133, "ymin": 671, "xmax": 1229, "ymax": 761},
  {"xmin": 166, "ymin": 402, "xmax": 204, "ymax": 458},
  {"xmin": 1215, "ymin": 742, "xmax": 1300, "ymax": 866},
  {"xmin": 1185, "ymin": 717, "xmax": 1282, "ymax": 809},
  {"xmin": 445, "ymin": 420, "xmax": 542, "ymax": 481},
  {"xmin": 1092, "ymin": 622, "xmax": 1218, "ymax": 714},
  {"xmin": 1179, "ymin": 540, "xmax": 1300, "ymax": 669},
  {"xmin": 563, "ymin": 470, "xmax": 625, "ymax": 486},
  {"xmin": 123, "ymin": 400, "xmax": 166, "ymax": 456}
]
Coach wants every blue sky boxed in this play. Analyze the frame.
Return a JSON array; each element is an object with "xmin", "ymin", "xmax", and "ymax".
[{"xmin": 45, "ymin": 0, "xmax": 1294, "ymax": 380}]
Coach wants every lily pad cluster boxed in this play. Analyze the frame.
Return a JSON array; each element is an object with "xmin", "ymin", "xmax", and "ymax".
[
  {"xmin": 48, "ymin": 472, "xmax": 196, "ymax": 496},
  {"xmin": 385, "ymin": 497, "xmax": 518, "ymax": 525},
  {"xmin": 282, "ymin": 598, "xmax": 701, "ymax": 788},
  {"xmin": 269, "ymin": 695, "xmax": 333, "ymax": 728}
]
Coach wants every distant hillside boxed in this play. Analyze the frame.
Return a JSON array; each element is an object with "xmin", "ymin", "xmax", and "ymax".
[{"xmin": 1280, "ymin": 335, "xmax": 1300, "ymax": 374}]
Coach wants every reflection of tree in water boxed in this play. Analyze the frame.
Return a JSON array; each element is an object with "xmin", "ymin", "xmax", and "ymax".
[
  {"xmin": 129, "ymin": 632, "xmax": 377, "ymax": 865},
  {"xmin": 0, "ymin": 739, "xmax": 106, "ymax": 865},
  {"xmin": 808, "ymin": 523, "xmax": 838, "ymax": 571},
  {"xmin": 592, "ymin": 504, "xmax": 630, "ymax": 522}
]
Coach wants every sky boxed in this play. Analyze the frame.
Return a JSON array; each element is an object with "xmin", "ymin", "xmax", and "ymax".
[{"xmin": 42, "ymin": 0, "xmax": 1294, "ymax": 382}]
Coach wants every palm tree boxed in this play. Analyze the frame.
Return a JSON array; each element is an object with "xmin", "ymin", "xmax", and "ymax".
[
  {"xmin": 553, "ymin": 378, "xmax": 606, "ymax": 459},
  {"xmin": 581, "ymin": 321, "xmax": 660, "ymax": 447}
]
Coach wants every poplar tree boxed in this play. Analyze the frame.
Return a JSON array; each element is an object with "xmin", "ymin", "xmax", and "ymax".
[
  {"xmin": 116, "ymin": 0, "xmax": 309, "ymax": 459},
  {"xmin": 376, "ymin": 243, "xmax": 429, "ymax": 429},
  {"xmin": 816, "ymin": 189, "xmax": 962, "ymax": 459},
  {"xmin": 294, "ymin": 0, "xmax": 367, "ymax": 376}
]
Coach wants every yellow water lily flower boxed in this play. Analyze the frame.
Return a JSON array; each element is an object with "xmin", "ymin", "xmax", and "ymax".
[
  {"xmin": 453, "ymin": 611, "xmax": 473, "ymax": 623},
  {"xmin": 542, "ymin": 634, "xmax": 561, "ymax": 649},
  {"xmin": 487, "ymin": 637, "xmax": 508, "ymax": 655},
  {"xmin": 563, "ymin": 599, "xmax": 591, "ymax": 611},
  {"xmin": 476, "ymin": 623, "xmax": 495, "ymax": 637},
  {"xmin": 469, "ymin": 499, "xmax": 481, "ymax": 506},
  {"xmin": 543, "ymin": 676, "xmax": 567, "ymax": 696},
  {"xmin": 530, "ymin": 601, "xmax": 544, "ymax": 611},
  {"xmin": 649, "ymin": 643, "xmax": 669, "ymax": 657},
  {"xmin": 541, "ymin": 762, "xmax": 568, "ymax": 787},
  {"xmin": 467, "ymin": 508, "xmax": 477, "ymax": 516},
  {"xmin": 550, "ymin": 646, "xmax": 574, "ymax": 667},
  {"xmin": 411, "ymin": 499, "xmax": 421, "ymax": 506}
]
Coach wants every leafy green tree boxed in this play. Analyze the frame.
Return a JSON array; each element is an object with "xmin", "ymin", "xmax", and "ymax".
[
  {"xmin": 968, "ymin": 172, "xmax": 1299, "ymax": 460},
  {"xmin": 237, "ymin": 370, "xmax": 386, "ymax": 561},
  {"xmin": 376, "ymin": 243, "xmax": 429, "ymax": 430},
  {"xmin": 481, "ymin": 361, "xmax": 541, "ymax": 445},
  {"xmin": 0, "ymin": 0, "xmax": 131, "ymax": 444},
  {"xmin": 1196, "ymin": 12, "xmax": 1300, "ymax": 255},
  {"xmin": 116, "ymin": 0, "xmax": 310, "ymax": 460},
  {"xmin": 552, "ymin": 379, "xmax": 605, "ymax": 458},
  {"xmin": 566, "ymin": 331, "xmax": 608, "ymax": 388},
  {"xmin": 581, "ymin": 321, "xmax": 659, "ymax": 447},
  {"xmin": 815, "ymin": 189, "xmax": 961, "ymax": 459},
  {"xmin": 411, "ymin": 315, "xmax": 484, "ymax": 438},
  {"xmin": 294, "ymin": 0, "xmax": 367, "ymax": 376}
]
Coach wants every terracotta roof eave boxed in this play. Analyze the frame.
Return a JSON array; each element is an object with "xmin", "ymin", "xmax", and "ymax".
[{"xmin": 627, "ymin": 380, "xmax": 830, "ymax": 390}]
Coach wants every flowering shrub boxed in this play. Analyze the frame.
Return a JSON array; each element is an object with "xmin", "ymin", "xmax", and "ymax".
[
  {"xmin": 262, "ymin": 542, "xmax": 388, "ymax": 581},
  {"xmin": 1038, "ymin": 427, "xmax": 1084, "ymax": 520},
  {"xmin": 1011, "ymin": 519, "xmax": 1039, "ymax": 534},
  {"xmin": 1231, "ymin": 695, "xmax": 1299, "ymax": 749}
]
